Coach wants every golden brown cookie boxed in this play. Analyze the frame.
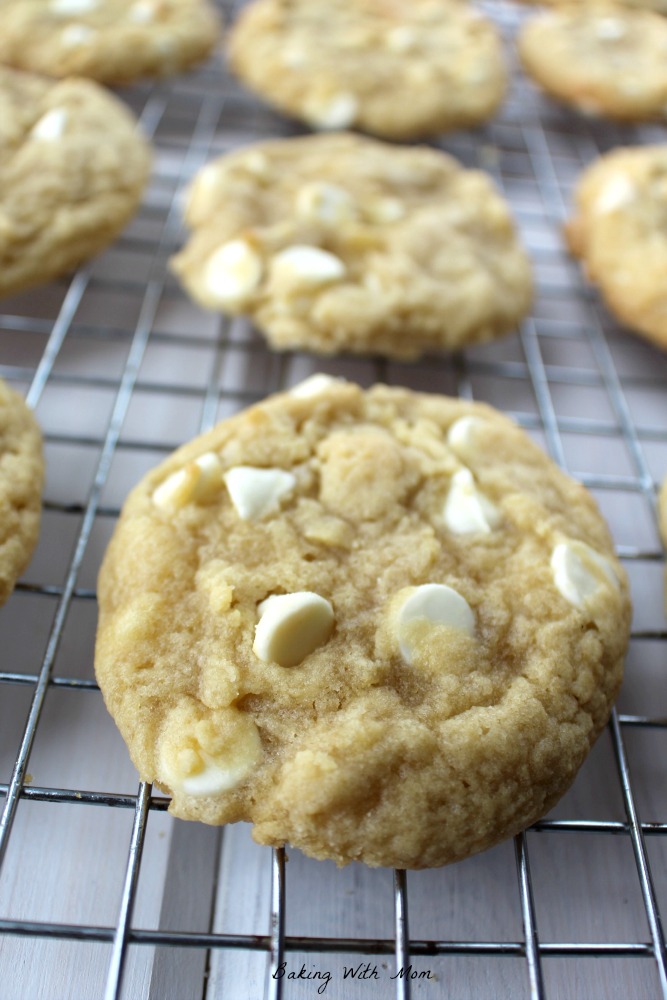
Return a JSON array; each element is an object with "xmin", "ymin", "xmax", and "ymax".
[
  {"xmin": 227, "ymin": 0, "xmax": 507, "ymax": 139},
  {"xmin": 519, "ymin": 4, "xmax": 667, "ymax": 121},
  {"xmin": 566, "ymin": 145, "xmax": 667, "ymax": 351},
  {"xmin": 0, "ymin": 66, "xmax": 151, "ymax": 299},
  {"xmin": 170, "ymin": 133, "xmax": 533, "ymax": 359},
  {"xmin": 95, "ymin": 378, "xmax": 631, "ymax": 869},
  {"xmin": 0, "ymin": 0, "xmax": 221, "ymax": 84},
  {"xmin": 0, "ymin": 380, "xmax": 44, "ymax": 606}
]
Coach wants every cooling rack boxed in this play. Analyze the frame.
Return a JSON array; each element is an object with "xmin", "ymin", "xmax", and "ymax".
[{"xmin": 0, "ymin": 1, "xmax": 666, "ymax": 997}]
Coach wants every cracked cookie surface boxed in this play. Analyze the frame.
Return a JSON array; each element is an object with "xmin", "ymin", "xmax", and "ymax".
[
  {"xmin": 0, "ymin": 0, "xmax": 221, "ymax": 83},
  {"xmin": 566, "ymin": 145, "xmax": 667, "ymax": 351},
  {"xmin": 95, "ymin": 379, "xmax": 631, "ymax": 869},
  {"xmin": 171, "ymin": 132, "xmax": 533, "ymax": 359},
  {"xmin": 0, "ymin": 379, "xmax": 43, "ymax": 606},
  {"xmin": 519, "ymin": 5, "xmax": 667, "ymax": 120},
  {"xmin": 0, "ymin": 66, "xmax": 151, "ymax": 298},
  {"xmin": 227, "ymin": 0, "xmax": 506, "ymax": 138}
]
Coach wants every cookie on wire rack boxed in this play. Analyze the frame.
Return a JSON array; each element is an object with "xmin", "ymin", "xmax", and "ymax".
[
  {"xmin": 0, "ymin": 66, "xmax": 151, "ymax": 299},
  {"xmin": 0, "ymin": 0, "xmax": 222, "ymax": 84},
  {"xmin": 95, "ymin": 377, "xmax": 631, "ymax": 870},
  {"xmin": 566, "ymin": 145, "xmax": 667, "ymax": 352},
  {"xmin": 226, "ymin": 0, "xmax": 507, "ymax": 139},
  {"xmin": 0, "ymin": 379, "xmax": 43, "ymax": 607},
  {"xmin": 170, "ymin": 132, "xmax": 533, "ymax": 359},
  {"xmin": 519, "ymin": 4, "xmax": 667, "ymax": 121}
]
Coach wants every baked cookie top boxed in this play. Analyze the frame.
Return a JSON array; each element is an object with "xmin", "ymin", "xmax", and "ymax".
[
  {"xmin": 0, "ymin": 67, "xmax": 151, "ymax": 298},
  {"xmin": 95, "ymin": 378, "xmax": 631, "ymax": 869},
  {"xmin": 519, "ymin": 4, "xmax": 667, "ymax": 120},
  {"xmin": 566, "ymin": 145, "xmax": 667, "ymax": 351},
  {"xmin": 226, "ymin": 0, "xmax": 507, "ymax": 139},
  {"xmin": 170, "ymin": 133, "xmax": 533, "ymax": 359},
  {"xmin": 0, "ymin": 380, "xmax": 43, "ymax": 607},
  {"xmin": 0, "ymin": 0, "xmax": 221, "ymax": 84}
]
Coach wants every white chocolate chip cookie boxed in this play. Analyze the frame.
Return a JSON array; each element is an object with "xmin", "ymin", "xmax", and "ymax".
[
  {"xmin": 0, "ymin": 0, "xmax": 221, "ymax": 83},
  {"xmin": 227, "ymin": 0, "xmax": 507, "ymax": 139},
  {"xmin": 519, "ymin": 5, "xmax": 667, "ymax": 121},
  {"xmin": 171, "ymin": 133, "xmax": 533, "ymax": 359},
  {"xmin": 0, "ymin": 380, "xmax": 44, "ymax": 606},
  {"xmin": 565, "ymin": 145, "xmax": 667, "ymax": 352},
  {"xmin": 0, "ymin": 66, "xmax": 151, "ymax": 298},
  {"xmin": 95, "ymin": 379, "xmax": 631, "ymax": 869}
]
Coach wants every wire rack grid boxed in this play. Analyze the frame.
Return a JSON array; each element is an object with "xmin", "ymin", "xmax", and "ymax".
[{"xmin": 0, "ymin": 1, "xmax": 666, "ymax": 997}]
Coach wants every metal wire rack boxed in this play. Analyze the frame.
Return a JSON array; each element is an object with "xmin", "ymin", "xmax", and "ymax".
[{"xmin": 0, "ymin": 0, "xmax": 666, "ymax": 997}]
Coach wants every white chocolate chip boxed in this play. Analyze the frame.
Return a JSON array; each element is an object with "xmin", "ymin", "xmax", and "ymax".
[
  {"xmin": 160, "ymin": 709, "xmax": 262, "ymax": 797},
  {"xmin": 223, "ymin": 466, "xmax": 296, "ymax": 520},
  {"xmin": 270, "ymin": 245, "xmax": 346, "ymax": 289},
  {"xmin": 305, "ymin": 92, "xmax": 358, "ymax": 130},
  {"xmin": 60, "ymin": 23, "xmax": 95, "ymax": 46},
  {"xmin": 594, "ymin": 173, "xmax": 636, "ymax": 215},
  {"xmin": 30, "ymin": 108, "xmax": 68, "ymax": 142},
  {"xmin": 396, "ymin": 584, "xmax": 475, "ymax": 666},
  {"xmin": 253, "ymin": 592, "xmax": 335, "ymax": 667},
  {"xmin": 50, "ymin": 0, "xmax": 98, "ymax": 13},
  {"xmin": 447, "ymin": 416, "xmax": 488, "ymax": 460},
  {"xmin": 443, "ymin": 468, "xmax": 501, "ymax": 535},
  {"xmin": 594, "ymin": 17, "xmax": 626, "ymax": 41},
  {"xmin": 153, "ymin": 451, "xmax": 223, "ymax": 511},
  {"xmin": 180, "ymin": 761, "xmax": 242, "ymax": 795},
  {"xmin": 289, "ymin": 373, "xmax": 344, "ymax": 398},
  {"xmin": 550, "ymin": 540, "xmax": 619, "ymax": 609},
  {"xmin": 295, "ymin": 182, "xmax": 357, "ymax": 225},
  {"xmin": 204, "ymin": 239, "xmax": 263, "ymax": 307}
]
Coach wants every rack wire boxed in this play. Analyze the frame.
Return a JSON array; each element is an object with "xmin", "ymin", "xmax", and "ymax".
[{"xmin": 0, "ymin": 1, "xmax": 666, "ymax": 997}]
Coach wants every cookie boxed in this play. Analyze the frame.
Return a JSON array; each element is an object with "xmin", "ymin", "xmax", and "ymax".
[
  {"xmin": 0, "ymin": 0, "xmax": 221, "ymax": 84},
  {"xmin": 95, "ymin": 377, "xmax": 631, "ymax": 870},
  {"xmin": 519, "ymin": 5, "xmax": 667, "ymax": 120},
  {"xmin": 170, "ymin": 133, "xmax": 533, "ymax": 359},
  {"xmin": 565, "ymin": 145, "xmax": 667, "ymax": 351},
  {"xmin": 0, "ymin": 67, "xmax": 151, "ymax": 299},
  {"xmin": 226, "ymin": 0, "xmax": 507, "ymax": 139},
  {"xmin": 0, "ymin": 380, "xmax": 44, "ymax": 607}
]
